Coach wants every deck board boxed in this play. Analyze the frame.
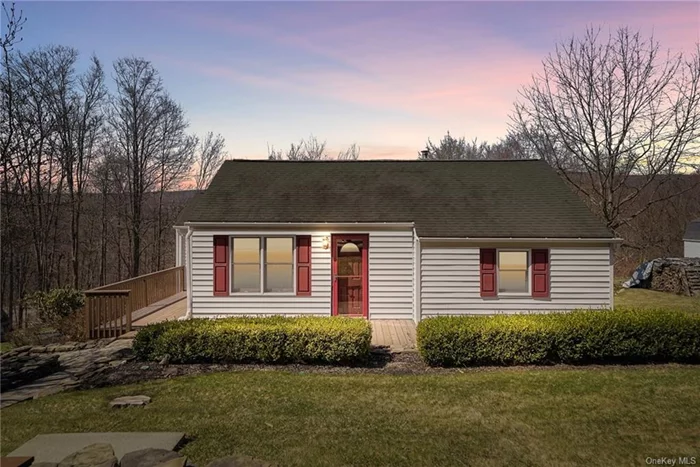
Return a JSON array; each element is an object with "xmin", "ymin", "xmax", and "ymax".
[
  {"xmin": 133, "ymin": 297, "xmax": 187, "ymax": 327},
  {"xmin": 370, "ymin": 320, "xmax": 416, "ymax": 351},
  {"xmin": 131, "ymin": 291, "xmax": 187, "ymax": 322}
]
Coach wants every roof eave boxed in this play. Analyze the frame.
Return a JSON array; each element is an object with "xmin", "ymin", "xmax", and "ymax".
[
  {"xmin": 181, "ymin": 221, "xmax": 416, "ymax": 229},
  {"xmin": 419, "ymin": 236, "xmax": 622, "ymax": 243}
]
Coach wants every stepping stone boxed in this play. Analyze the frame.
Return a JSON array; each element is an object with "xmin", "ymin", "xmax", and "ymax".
[
  {"xmin": 9, "ymin": 433, "xmax": 185, "ymax": 464},
  {"xmin": 110, "ymin": 395, "xmax": 151, "ymax": 408},
  {"xmin": 121, "ymin": 448, "xmax": 182, "ymax": 467},
  {"xmin": 57, "ymin": 443, "xmax": 117, "ymax": 467}
]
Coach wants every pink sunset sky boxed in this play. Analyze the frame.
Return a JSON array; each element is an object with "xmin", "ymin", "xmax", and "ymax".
[{"xmin": 17, "ymin": 1, "xmax": 700, "ymax": 159}]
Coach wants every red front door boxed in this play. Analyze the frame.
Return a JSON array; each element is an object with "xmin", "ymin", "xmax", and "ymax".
[{"xmin": 331, "ymin": 234, "xmax": 369, "ymax": 318}]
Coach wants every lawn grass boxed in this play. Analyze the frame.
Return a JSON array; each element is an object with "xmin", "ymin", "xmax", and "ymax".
[
  {"xmin": 2, "ymin": 367, "xmax": 700, "ymax": 466},
  {"xmin": 616, "ymin": 286, "xmax": 700, "ymax": 313}
]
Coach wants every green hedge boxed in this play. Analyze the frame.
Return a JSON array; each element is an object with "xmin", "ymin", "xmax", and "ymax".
[
  {"xmin": 134, "ymin": 316, "xmax": 372, "ymax": 365},
  {"xmin": 417, "ymin": 308, "xmax": 700, "ymax": 366}
]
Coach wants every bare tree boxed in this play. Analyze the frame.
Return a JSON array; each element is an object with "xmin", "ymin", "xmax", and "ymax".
[
  {"xmin": 0, "ymin": 1, "xmax": 26, "ymax": 328},
  {"xmin": 89, "ymin": 144, "xmax": 114, "ymax": 286},
  {"xmin": 5, "ymin": 47, "xmax": 69, "ymax": 293},
  {"xmin": 419, "ymin": 132, "xmax": 492, "ymax": 160},
  {"xmin": 268, "ymin": 135, "xmax": 360, "ymax": 160},
  {"xmin": 193, "ymin": 132, "xmax": 226, "ymax": 190},
  {"xmin": 109, "ymin": 57, "xmax": 194, "ymax": 276},
  {"xmin": 337, "ymin": 143, "xmax": 360, "ymax": 161},
  {"xmin": 487, "ymin": 132, "xmax": 542, "ymax": 160},
  {"xmin": 0, "ymin": 16, "xmax": 225, "ymax": 329},
  {"xmin": 43, "ymin": 49, "xmax": 107, "ymax": 287},
  {"xmin": 1, "ymin": 1, "xmax": 26, "ymax": 160},
  {"xmin": 420, "ymin": 131, "xmax": 536, "ymax": 160},
  {"xmin": 152, "ymin": 96, "xmax": 196, "ymax": 270},
  {"xmin": 512, "ymin": 26, "xmax": 700, "ymax": 232}
]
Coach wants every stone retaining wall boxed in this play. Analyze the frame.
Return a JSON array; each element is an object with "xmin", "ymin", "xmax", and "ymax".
[{"xmin": 0, "ymin": 338, "xmax": 134, "ymax": 408}]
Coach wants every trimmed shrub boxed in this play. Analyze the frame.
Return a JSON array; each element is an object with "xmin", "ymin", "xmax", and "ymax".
[
  {"xmin": 417, "ymin": 308, "xmax": 700, "ymax": 367},
  {"xmin": 133, "ymin": 316, "xmax": 372, "ymax": 365}
]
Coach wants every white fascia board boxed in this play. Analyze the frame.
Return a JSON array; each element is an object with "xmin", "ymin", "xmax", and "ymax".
[
  {"xmin": 183, "ymin": 222, "xmax": 415, "ymax": 229},
  {"xmin": 419, "ymin": 237, "xmax": 623, "ymax": 244}
]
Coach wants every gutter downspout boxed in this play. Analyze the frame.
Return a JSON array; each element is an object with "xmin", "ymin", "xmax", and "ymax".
[
  {"xmin": 185, "ymin": 227, "xmax": 194, "ymax": 319},
  {"xmin": 413, "ymin": 228, "xmax": 421, "ymax": 324}
]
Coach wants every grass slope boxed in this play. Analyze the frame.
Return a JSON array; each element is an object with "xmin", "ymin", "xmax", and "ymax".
[
  {"xmin": 2, "ymin": 367, "xmax": 700, "ymax": 466},
  {"xmin": 616, "ymin": 287, "xmax": 700, "ymax": 314}
]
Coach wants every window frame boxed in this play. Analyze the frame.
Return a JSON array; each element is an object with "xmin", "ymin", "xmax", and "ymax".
[
  {"xmin": 496, "ymin": 248, "xmax": 530, "ymax": 296},
  {"xmin": 229, "ymin": 235, "xmax": 297, "ymax": 296}
]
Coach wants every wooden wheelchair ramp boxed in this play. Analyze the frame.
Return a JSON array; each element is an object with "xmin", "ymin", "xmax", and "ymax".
[
  {"xmin": 84, "ymin": 266, "xmax": 185, "ymax": 338},
  {"xmin": 132, "ymin": 293, "xmax": 187, "ymax": 327}
]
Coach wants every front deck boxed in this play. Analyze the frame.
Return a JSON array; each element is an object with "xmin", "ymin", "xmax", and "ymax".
[
  {"xmin": 86, "ymin": 267, "xmax": 417, "ymax": 350},
  {"xmin": 370, "ymin": 320, "xmax": 416, "ymax": 351}
]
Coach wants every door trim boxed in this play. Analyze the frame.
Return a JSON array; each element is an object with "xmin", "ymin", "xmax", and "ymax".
[{"xmin": 331, "ymin": 234, "xmax": 369, "ymax": 318}]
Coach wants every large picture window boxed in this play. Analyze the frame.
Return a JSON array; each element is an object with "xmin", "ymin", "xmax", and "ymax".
[
  {"xmin": 230, "ymin": 236, "xmax": 294, "ymax": 294},
  {"xmin": 498, "ymin": 250, "xmax": 528, "ymax": 294}
]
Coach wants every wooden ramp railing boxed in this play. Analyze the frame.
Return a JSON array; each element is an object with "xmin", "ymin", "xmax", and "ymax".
[{"xmin": 85, "ymin": 266, "xmax": 185, "ymax": 338}]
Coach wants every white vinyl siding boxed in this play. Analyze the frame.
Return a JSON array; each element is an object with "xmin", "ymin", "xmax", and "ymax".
[
  {"xmin": 189, "ymin": 228, "xmax": 415, "ymax": 319},
  {"xmin": 420, "ymin": 244, "xmax": 612, "ymax": 316},
  {"xmin": 368, "ymin": 230, "xmax": 414, "ymax": 319}
]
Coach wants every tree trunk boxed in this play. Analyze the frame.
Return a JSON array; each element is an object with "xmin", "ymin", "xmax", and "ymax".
[
  {"xmin": 132, "ymin": 198, "xmax": 141, "ymax": 277},
  {"xmin": 100, "ymin": 192, "xmax": 107, "ymax": 286},
  {"xmin": 8, "ymin": 251, "xmax": 15, "ymax": 330}
]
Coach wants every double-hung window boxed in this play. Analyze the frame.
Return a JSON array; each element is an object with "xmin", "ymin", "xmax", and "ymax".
[
  {"xmin": 264, "ymin": 237, "xmax": 294, "ymax": 293},
  {"xmin": 231, "ymin": 238, "xmax": 261, "ymax": 293},
  {"xmin": 230, "ymin": 236, "xmax": 294, "ymax": 293},
  {"xmin": 498, "ymin": 250, "xmax": 529, "ymax": 294}
]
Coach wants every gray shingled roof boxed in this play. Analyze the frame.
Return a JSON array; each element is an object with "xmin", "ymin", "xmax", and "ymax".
[
  {"xmin": 175, "ymin": 159, "xmax": 614, "ymax": 238},
  {"xmin": 685, "ymin": 219, "xmax": 700, "ymax": 241}
]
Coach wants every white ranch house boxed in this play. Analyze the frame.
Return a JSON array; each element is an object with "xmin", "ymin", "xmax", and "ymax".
[{"xmin": 174, "ymin": 159, "xmax": 618, "ymax": 322}]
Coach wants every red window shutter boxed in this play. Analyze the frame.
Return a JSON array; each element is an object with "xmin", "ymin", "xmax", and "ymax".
[
  {"xmin": 531, "ymin": 249, "xmax": 550, "ymax": 298},
  {"xmin": 480, "ymin": 248, "xmax": 497, "ymax": 297},
  {"xmin": 296, "ymin": 236, "xmax": 312, "ymax": 296},
  {"xmin": 213, "ymin": 236, "xmax": 229, "ymax": 296}
]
